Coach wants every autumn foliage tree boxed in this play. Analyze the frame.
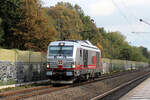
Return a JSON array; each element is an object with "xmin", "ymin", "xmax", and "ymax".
[
  {"xmin": 12, "ymin": 0, "xmax": 57, "ymax": 51},
  {"xmin": 47, "ymin": 2, "xmax": 83, "ymax": 40},
  {"xmin": 0, "ymin": 1, "xmax": 149, "ymax": 62}
]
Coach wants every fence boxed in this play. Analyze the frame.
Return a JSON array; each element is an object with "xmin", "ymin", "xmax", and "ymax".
[
  {"xmin": 0, "ymin": 49, "xmax": 47, "ymax": 85},
  {"xmin": 0, "ymin": 49, "xmax": 149, "ymax": 86},
  {"xmin": 102, "ymin": 58, "xmax": 149, "ymax": 73}
]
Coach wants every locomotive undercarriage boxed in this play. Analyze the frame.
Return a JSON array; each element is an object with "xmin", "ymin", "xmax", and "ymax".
[
  {"xmin": 47, "ymin": 69, "xmax": 78, "ymax": 84},
  {"xmin": 47, "ymin": 69, "xmax": 101, "ymax": 84}
]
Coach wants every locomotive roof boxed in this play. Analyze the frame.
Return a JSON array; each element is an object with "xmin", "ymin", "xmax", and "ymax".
[{"xmin": 49, "ymin": 40, "xmax": 99, "ymax": 50}]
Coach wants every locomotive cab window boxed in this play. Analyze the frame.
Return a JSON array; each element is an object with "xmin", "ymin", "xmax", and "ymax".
[{"xmin": 49, "ymin": 46, "xmax": 73, "ymax": 56}]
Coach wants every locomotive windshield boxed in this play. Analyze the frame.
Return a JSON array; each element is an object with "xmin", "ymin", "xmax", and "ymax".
[{"xmin": 49, "ymin": 46, "xmax": 73, "ymax": 56}]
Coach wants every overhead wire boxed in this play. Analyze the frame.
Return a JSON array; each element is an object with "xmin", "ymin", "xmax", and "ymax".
[
  {"xmin": 111, "ymin": 0, "xmax": 150, "ymax": 46},
  {"xmin": 121, "ymin": 0, "xmax": 139, "ymax": 20},
  {"xmin": 123, "ymin": 0, "xmax": 150, "ymax": 44},
  {"xmin": 121, "ymin": 0, "xmax": 140, "ymax": 32},
  {"xmin": 111, "ymin": 0, "xmax": 132, "ymax": 26},
  {"xmin": 111, "ymin": 0, "xmax": 135, "ymax": 41},
  {"xmin": 122, "ymin": 0, "xmax": 150, "ymax": 35}
]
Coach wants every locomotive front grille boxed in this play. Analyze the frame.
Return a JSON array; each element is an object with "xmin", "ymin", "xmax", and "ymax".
[
  {"xmin": 63, "ymin": 62, "xmax": 72, "ymax": 68},
  {"xmin": 48, "ymin": 59, "xmax": 74, "ymax": 68},
  {"xmin": 49, "ymin": 62, "xmax": 58, "ymax": 68}
]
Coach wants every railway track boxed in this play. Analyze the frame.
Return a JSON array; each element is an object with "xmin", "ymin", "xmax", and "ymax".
[
  {"xmin": 0, "ymin": 70, "xmax": 146, "ymax": 100},
  {"xmin": 73, "ymin": 70, "xmax": 139, "ymax": 87},
  {"xmin": 91, "ymin": 71, "xmax": 150, "ymax": 100}
]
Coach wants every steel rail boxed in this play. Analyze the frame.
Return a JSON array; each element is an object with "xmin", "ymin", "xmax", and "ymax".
[
  {"xmin": 0, "ymin": 86, "xmax": 52, "ymax": 97},
  {"xmin": 0, "ymin": 70, "xmax": 145, "ymax": 100},
  {"xmin": 91, "ymin": 71, "xmax": 150, "ymax": 100},
  {"xmin": 72, "ymin": 70, "xmax": 139, "ymax": 87}
]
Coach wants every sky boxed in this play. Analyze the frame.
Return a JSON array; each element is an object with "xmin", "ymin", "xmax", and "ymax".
[{"xmin": 41, "ymin": 0, "xmax": 150, "ymax": 50}]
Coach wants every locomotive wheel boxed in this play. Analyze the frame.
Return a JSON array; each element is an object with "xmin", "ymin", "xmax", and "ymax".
[
  {"xmin": 92, "ymin": 73, "xmax": 95, "ymax": 80},
  {"xmin": 75, "ymin": 77, "xmax": 81, "ymax": 83},
  {"xmin": 99, "ymin": 72, "xmax": 101, "ymax": 76},
  {"xmin": 95, "ymin": 72, "xmax": 101, "ymax": 78},
  {"xmin": 85, "ymin": 74, "xmax": 89, "ymax": 80}
]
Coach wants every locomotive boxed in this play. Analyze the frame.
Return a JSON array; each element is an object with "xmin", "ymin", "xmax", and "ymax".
[{"xmin": 46, "ymin": 40, "xmax": 102, "ymax": 84}]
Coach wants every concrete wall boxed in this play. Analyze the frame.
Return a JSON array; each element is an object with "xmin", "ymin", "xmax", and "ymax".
[{"xmin": 0, "ymin": 61, "xmax": 47, "ymax": 85}]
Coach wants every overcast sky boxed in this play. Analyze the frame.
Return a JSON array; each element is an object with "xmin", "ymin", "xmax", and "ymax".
[{"xmin": 41, "ymin": 0, "xmax": 150, "ymax": 50}]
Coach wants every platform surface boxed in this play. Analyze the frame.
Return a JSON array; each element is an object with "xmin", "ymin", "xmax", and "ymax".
[{"xmin": 120, "ymin": 77, "xmax": 150, "ymax": 100}]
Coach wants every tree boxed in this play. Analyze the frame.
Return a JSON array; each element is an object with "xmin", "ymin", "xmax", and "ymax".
[
  {"xmin": 72, "ymin": 5, "xmax": 103, "ymax": 45},
  {"xmin": 79, "ymin": 15, "xmax": 99, "ymax": 42},
  {"xmin": 120, "ymin": 46, "xmax": 132, "ymax": 60},
  {"xmin": 130, "ymin": 47, "xmax": 147, "ymax": 62},
  {"xmin": 47, "ymin": 2, "xmax": 83, "ymax": 40},
  {"xmin": 97, "ymin": 43, "xmax": 104, "ymax": 57},
  {"xmin": 104, "ymin": 31, "xmax": 129, "ymax": 59},
  {"xmin": 12, "ymin": 0, "xmax": 57, "ymax": 51},
  {"xmin": 139, "ymin": 46, "xmax": 149, "ymax": 58},
  {"xmin": 0, "ymin": 0, "xmax": 21, "ymax": 48},
  {"xmin": 0, "ymin": 18, "xmax": 4, "ymax": 44}
]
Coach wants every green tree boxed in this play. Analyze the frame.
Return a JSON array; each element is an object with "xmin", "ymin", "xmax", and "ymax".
[
  {"xmin": 0, "ymin": 18, "xmax": 4, "ymax": 44},
  {"xmin": 130, "ymin": 47, "xmax": 148, "ymax": 62},
  {"xmin": 107, "ymin": 32, "xmax": 128, "ymax": 59},
  {"xmin": 120, "ymin": 46, "xmax": 132, "ymax": 60},
  {"xmin": 139, "ymin": 46, "xmax": 149, "ymax": 58},
  {"xmin": 79, "ymin": 14, "xmax": 99, "ymax": 42},
  {"xmin": 0, "ymin": 0, "xmax": 21, "ymax": 48}
]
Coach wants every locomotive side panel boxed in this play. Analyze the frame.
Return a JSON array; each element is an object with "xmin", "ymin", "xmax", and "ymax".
[{"xmin": 75, "ymin": 47, "xmax": 102, "ymax": 79}]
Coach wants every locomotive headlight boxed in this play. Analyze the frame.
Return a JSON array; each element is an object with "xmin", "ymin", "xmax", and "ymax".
[
  {"xmin": 72, "ymin": 64, "xmax": 76, "ymax": 68},
  {"xmin": 72, "ymin": 62, "xmax": 76, "ymax": 68},
  {"xmin": 47, "ymin": 64, "xmax": 50, "ymax": 68}
]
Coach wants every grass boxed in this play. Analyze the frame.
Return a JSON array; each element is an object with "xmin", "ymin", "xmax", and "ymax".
[
  {"xmin": 0, "ymin": 85, "xmax": 33, "ymax": 93},
  {"xmin": 0, "ymin": 79, "xmax": 16, "ymax": 86},
  {"xmin": 0, "ymin": 81, "xmax": 51, "ymax": 93}
]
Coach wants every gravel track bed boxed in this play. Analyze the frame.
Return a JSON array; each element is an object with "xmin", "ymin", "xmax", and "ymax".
[{"xmin": 25, "ymin": 70, "xmax": 148, "ymax": 100}]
